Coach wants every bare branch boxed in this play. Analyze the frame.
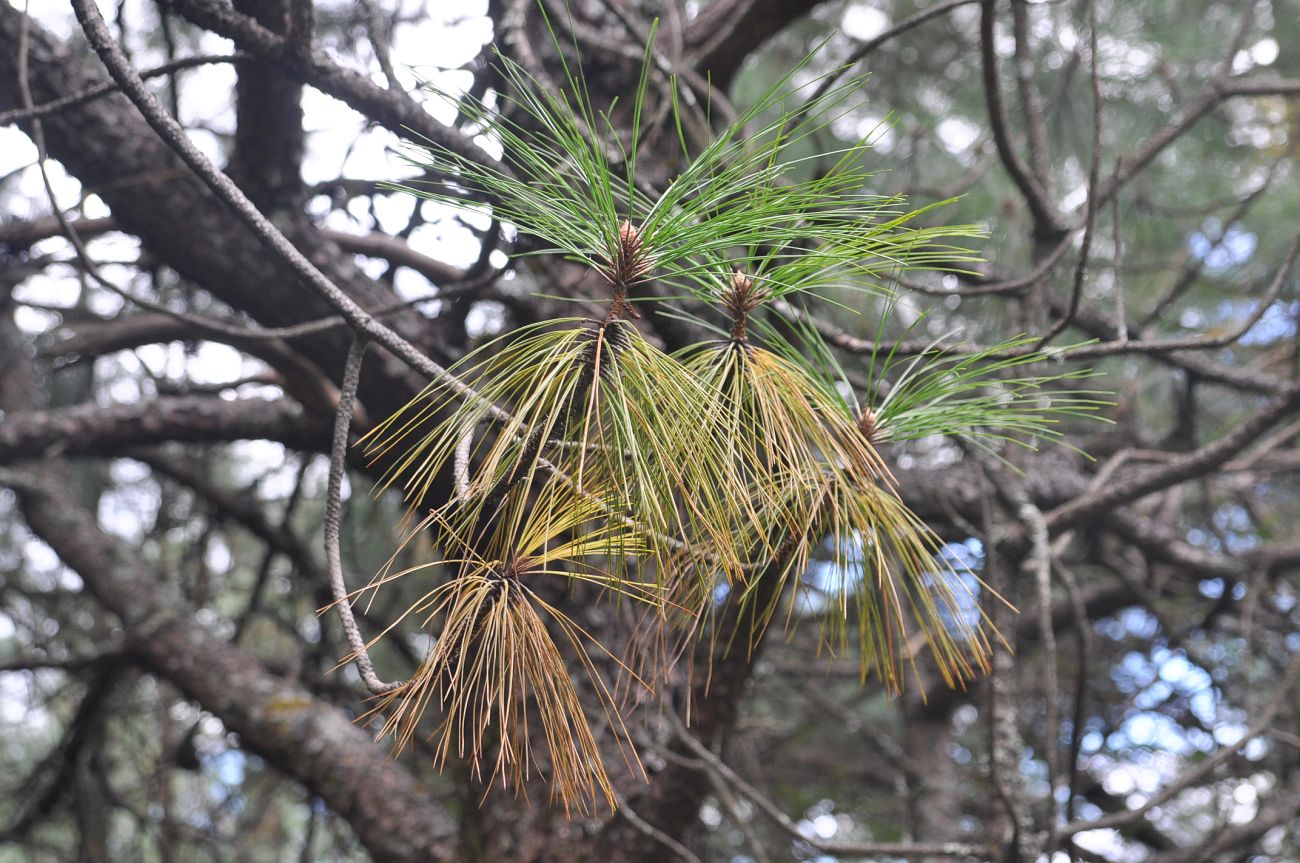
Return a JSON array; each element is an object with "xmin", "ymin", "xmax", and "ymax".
[
  {"xmin": 166, "ymin": 0, "xmax": 503, "ymax": 173},
  {"xmin": 359, "ymin": 0, "xmax": 401, "ymax": 91},
  {"xmin": 323, "ymin": 337, "xmax": 401, "ymax": 695},
  {"xmin": 807, "ymin": 0, "xmax": 978, "ymax": 103},
  {"xmin": 671, "ymin": 714, "xmax": 996, "ymax": 860},
  {"xmin": 0, "ymin": 396, "xmax": 329, "ymax": 464},
  {"xmin": 0, "ymin": 52, "xmax": 246, "ymax": 126},
  {"xmin": 978, "ymin": 0, "xmax": 1066, "ymax": 240},
  {"xmin": 1035, "ymin": 0, "xmax": 1102, "ymax": 348},
  {"xmin": 1046, "ymin": 381, "xmax": 1300, "ymax": 529}
]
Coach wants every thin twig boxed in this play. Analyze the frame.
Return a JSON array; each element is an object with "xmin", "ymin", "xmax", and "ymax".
[
  {"xmin": 359, "ymin": 0, "xmax": 402, "ymax": 91},
  {"xmin": 323, "ymin": 337, "xmax": 401, "ymax": 695},
  {"xmin": 1089, "ymin": 1, "xmax": 1261, "ymax": 212},
  {"xmin": 0, "ymin": 53, "xmax": 247, "ymax": 126},
  {"xmin": 1057, "ymin": 561, "xmax": 1093, "ymax": 827},
  {"xmin": 1136, "ymin": 162, "xmax": 1280, "ymax": 330},
  {"xmin": 1010, "ymin": 0, "xmax": 1052, "ymax": 194},
  {"xmin": 703, "ymin": 767, "xmax": 771, "ymax": 863},
  {"xmin": 1034, "ymin": 0, "xmax": 1102, "ymax": 349},
  {"xmin": 895, "ymin": 232, "xmax": 1074, "ymax": 299},
  {"xmin": 670, "ymin": 713, "xmax": 995, "ymax": 859},
  {"xmin": 1112, "ymin": 193, "xmax": 1127, "ymax": 343},
  {"xmin": 1064, "ymin": 228, "xmax": 1300, "ymax": 358},
  {"xmin": 979, "ymin": 0, "xmax": 1065, "ymax": 239},
  {"xmin": 807, "ymin": 0, "xmax": 978, "ymax": 105},
  {"xmin": 592, "ymin": 0, "xmax": 736, "ymax": 129},
  {"xmin": 1046, "ymin": 379, "xmax": 1300, "ymax": 528},
  {"xmin": 977, "ymin": 467, "xmax": 1035, "ymax": 861},
  {"xmin": 1059, "ymin": 653, "xmax": 1300, "ymax": 838},
  {"xmin": 1009, "ymin": 480, "xmax": 1062, "ymax": 847},
  {"xmin": 613, "ymin": 790, "xmax": 704, "ymax": 863}
]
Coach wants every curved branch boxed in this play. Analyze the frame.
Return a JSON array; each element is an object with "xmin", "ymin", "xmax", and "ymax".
[
  {"xmin": 323, "ymin": 338, "xmax": 401, "ymax": 694},
  {"xmin": 684, "ymin": 0, "xmax": 830, "ymax": 88},
  {"xmin": 0, "ymin": 396, "xmax": 329, "ymax": 465},
  {"xmin": 1045, "ymin": 381, "xmax": 1300, "ymax": 529},
  {"xmin": 0, "ymin": 295, "xmax": 452, "ymax": 863},
  {"xmin": 978, "ymin": 0, "xmax": 1066, "ymax": 239},
  {"xmin": 9, "ymin": 468, "xmax": 457, "ymax": 863},
  {"xmin": 0, "ymin": 52, "xmax": 246, "ymax": 126},
  {"xmin": 164, "ymin": 0, "xmax": 502, "ymax": 173}
]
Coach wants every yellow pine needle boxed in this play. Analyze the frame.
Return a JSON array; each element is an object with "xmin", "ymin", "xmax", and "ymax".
[
  {"xmin": 683, "ymin": 342, "xmax": 891, "ymax": 568},
  {"xmin": 359, "ymin": 317, "xmax": 750, "ymax": 580},
  {"xmin": 361, "ymin": 489, "xmax": 663, "ymax": 815},
  {"xmin": 750, "ymin": 465, "xmax": 999, "ymax": 694}
]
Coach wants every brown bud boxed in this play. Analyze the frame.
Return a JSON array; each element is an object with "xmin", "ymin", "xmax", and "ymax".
[
  {"xmin": 605, "ymin": 220, "xmax": 653, "ymax": 289},
  {"xmin": 857, "ymin": 407, "xmax": 887, "ymax": 447},
  {"xmin": 602, "ymin": 221, "xmax": 652, "ymax": 321},
  {"xmin": 720, "ymin": 269, "xmax": 769, "ymax": 343}
]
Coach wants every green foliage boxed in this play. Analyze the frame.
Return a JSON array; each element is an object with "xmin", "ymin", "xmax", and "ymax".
[{"xmin": 361, "ymin": 24, "xmax": 1105, "ymax": 812}]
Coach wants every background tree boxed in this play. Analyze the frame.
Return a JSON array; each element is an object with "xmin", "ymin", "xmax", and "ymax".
[{"xmin": 1, "ymin": 1, "xmax": 1298, "ymax": 862}]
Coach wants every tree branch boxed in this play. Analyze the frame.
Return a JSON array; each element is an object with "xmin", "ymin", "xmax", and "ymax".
[
  {"xmin": 1045, "ymin": 381, "xmax": 1300, "ymax": 529},
  {"xmin": 978, "ymin": 0, "xmax": 1066, "ymax": 240},
  {"xmin": 0, "ymin": 295, "xmax": 454, "ymax": 863},
  {"xmin": 684, "ymin": 0, "xmax": 830, "ymax": 88},
  {"xmin": 323, "ymin": 337, "xmax": 401, "ymax": 695},
  {"xmin": 0, "ymin": 52, "xmax": 246, "ymax": 126},
  {"xmin": 0, "ymin": 396, "xmax": 329, "ymax": 465},
  {"xmin": 164, "ymin": 0, "xmax": 501, "ymax": 173}
]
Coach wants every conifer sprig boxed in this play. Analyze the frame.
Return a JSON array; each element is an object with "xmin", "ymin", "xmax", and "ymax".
[
  {"xmin": 360, "ymin": 314, "xmax": 752, "ymax": 577},
  {"xmin": 860, "ymin": 335, "xmax": 1112, "ymax": 451},
  {"xmin": 678, "ymin": 268, "xmax": 1000, "ymax": 687},
  {"xmin": 354, "ymin": 17, "xmax": 1109, "ymax": 815},
  {"xmin": 394, "ymin": 43, "xmax": 943, "ymax": 303},
  {"xmin": 363, "ymin": 489, "xmax": 658, "ymax": 814}
]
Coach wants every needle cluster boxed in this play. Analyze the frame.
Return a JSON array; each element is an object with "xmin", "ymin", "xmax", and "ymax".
[{"xmin": 356, "ymin": 20, "xmax": 1108, "ymax": 813}]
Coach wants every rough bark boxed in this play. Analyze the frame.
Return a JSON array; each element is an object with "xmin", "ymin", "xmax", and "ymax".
[
  {"xmin": 1, "ymin": 300, "xmax": 455, "ymax": 863},
  {"xmin": 685, "ymin": 0, "xmax": 832, "ymax": 87},
  {"xmin": 0, "ymin": 5, "xmax": 444, "ymax": 427},
  {"xmin": 0, "ymin": 395, "xmax": 328, "ymax": 465}
]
